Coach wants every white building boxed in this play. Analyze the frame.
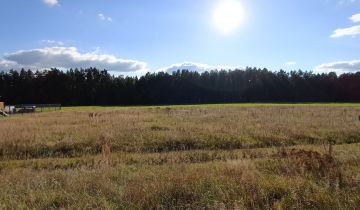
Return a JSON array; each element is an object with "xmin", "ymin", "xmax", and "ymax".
[{"xmin": 4, "ymin": 106, "xmax": 16, "ymax": 114}]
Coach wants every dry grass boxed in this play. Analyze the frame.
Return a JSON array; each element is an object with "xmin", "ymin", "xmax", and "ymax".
[
  {"xmin": 0, "ymin": 105, "xmax": 360, "ymax": 209},
  {"xmin": 1, "ymin": 106, "xmax": 360, "ymax": 159}
]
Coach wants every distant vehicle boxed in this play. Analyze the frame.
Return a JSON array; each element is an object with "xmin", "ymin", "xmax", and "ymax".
[{"xmin": 17, "ymin": 106, "xmax": 36, "ymax": 113}]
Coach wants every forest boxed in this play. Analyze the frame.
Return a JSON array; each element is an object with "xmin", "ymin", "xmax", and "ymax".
[{"xmin": 0, "ymin": 67, "xmax": 359, "ymax": 105}]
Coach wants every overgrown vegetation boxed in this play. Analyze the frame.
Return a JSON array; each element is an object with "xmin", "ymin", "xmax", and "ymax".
[{"xmin": 0, "ymin": 105, "xmax": 360, "ymax": 209}]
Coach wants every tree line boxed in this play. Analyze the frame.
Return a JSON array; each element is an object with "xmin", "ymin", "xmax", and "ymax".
[{"xmin": 0, "ymin": 67, "xmax": 359, "ymax": 105}]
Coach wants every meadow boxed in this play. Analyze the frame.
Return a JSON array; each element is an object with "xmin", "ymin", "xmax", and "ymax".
[{"xmin": 0, "ymin": 104, "xmax": 360, "ymax": 209}]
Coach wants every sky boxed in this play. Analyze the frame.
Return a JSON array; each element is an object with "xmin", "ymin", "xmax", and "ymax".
[{"xmin": 0, "ymin": 0, "xmax": 359, "ymax": 76}]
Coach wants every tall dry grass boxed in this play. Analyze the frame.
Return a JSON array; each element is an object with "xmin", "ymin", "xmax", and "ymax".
[
  {"xmin": 0, "ymin": 105, "xmax": 360, "ymax": 209},
  {"xmin": 0, "ymin": 106, "xmax": 359, "ymax": 160},
  {"xmin": 1, "ymin": 144, "xmax": 359, "ymax": 209}
]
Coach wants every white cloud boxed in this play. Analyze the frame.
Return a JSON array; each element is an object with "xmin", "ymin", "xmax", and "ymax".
[
  {"xmin": 284, "ymin": 61, "xmax": 296, "ymax": 66},
  {"xmin": 331, "ymin": 13, "xmax": 360, "ymax": 38},
  {"xmin": 331, "ymin": 25, "xmax": 360, "ymax": 38},
  {"xmin": 43, "ymin": 0, "xmax": 58, "ymax": 7},
  {"xmin": 350, "ymin": 13, "xmax": 360, "ymax": 23},
  {"xmin": 98, "ymin": 13, "xmax": 112, "ymax": 22},
  {"xmin": 315, "ymin": 59, "xmax": 360, "ymax": 73},
  {"xmin": 0, "ymin": 60, "xmax": 20, "ymax": 71},
  {"xmin": 157, "ymin": 61, "xmax": 242, "ymax": 73},
  {"xmin": 40, "ymin": 40, "xmax": 65, "ymax": 46},
  {"xmin": 0, "ymin": 47, "xmax": 148, "ymax": 72},
  {"xmin": 338, "ymin": 0, "xmax": 359, "ymax": 4}
]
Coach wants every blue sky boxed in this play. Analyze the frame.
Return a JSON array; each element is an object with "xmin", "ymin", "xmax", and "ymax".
[{"xmin": 0, "ymin": 0, "xmax": 359, "ymax": 75}]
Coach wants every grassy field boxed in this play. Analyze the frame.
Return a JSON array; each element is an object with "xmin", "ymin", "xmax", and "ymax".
[
  {"xmin": 61, "ymin": 103, "xmax": 360, "ymax": 111},
  {"xmin": 1, "ymin": 104, "xmax": 360, "ymax": 209}
]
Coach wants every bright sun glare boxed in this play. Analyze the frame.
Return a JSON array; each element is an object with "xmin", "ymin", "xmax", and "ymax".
[{"xmin": 213, "ymin": 0, "xmax": 245, "ymax": 35}]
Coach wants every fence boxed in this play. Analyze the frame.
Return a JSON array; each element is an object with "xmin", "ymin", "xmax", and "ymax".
[{"xmin": 15, "ymin": 104, "xmax": 62, "ymax": 113}]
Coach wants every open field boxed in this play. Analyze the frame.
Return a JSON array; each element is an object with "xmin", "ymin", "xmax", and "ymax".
[
  {"xmin": 1, "ymin": 104, "xmax": 360, "ymax": 209},
  {"xmin": 61, "ymin": 103, "xmax": 360, "ymax": 111}
]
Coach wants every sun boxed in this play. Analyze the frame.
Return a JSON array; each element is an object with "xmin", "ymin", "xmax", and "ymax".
[{"xmin": 213, "ymin": 0, "xmax": 245, "ymax": 35}]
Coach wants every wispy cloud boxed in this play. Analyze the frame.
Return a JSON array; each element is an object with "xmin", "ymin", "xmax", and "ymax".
[
  {"xmin": 42, "ymin": 0, "xmax": 58, "ymax": 7},
  {"xmin": 331, "ymin": 13, "xmax": 360, "ymax": 38},
  {"xmin": 350, "ymin": 13, "xmax": 360, "ymax": 23},
  {"xmin": 338, "ymin": 0, "xmax": 359, "ymax": 5},
  {"xmin": 157, "ymin": 62, "xmax": 242, "ymax": 73},
  {"xmin": 40, "ymin": 40, "xmax": 65, "ymax": 46},
  {"xmin": 0, "ymin": 47, "xmax": 148, "ymax": 72},
  {"xmin": 331, "ymin": 25, "xmax": 360, "ymax": 38},
  {"xmin": 98, "ymin": 13, "xmax": 112, "ymax": 22},
  {"xmin": 284, "ymin": 61, "xmax": 296, "ymax": 66},
  {"xmin": 315, "ymin": 59, "xmax": 360, "ymax": 73}
]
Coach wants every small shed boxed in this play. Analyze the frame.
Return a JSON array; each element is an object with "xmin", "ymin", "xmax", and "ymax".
[{"xmin": 4, "ymin": 106, "xmax": 16, "ymax": 114}]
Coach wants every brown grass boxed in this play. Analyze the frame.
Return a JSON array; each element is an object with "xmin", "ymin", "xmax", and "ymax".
[
  {"xmin": 0, "ymin": 105, "xmax": 360, "ymax": 209},
  {"xmin": 1, "ymin": 106, "xmax": 359, "ymax": 160}
]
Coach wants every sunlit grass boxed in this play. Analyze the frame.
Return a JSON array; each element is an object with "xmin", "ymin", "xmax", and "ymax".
[
  {"xmin": 62, "ymin": 103, "xmax": 360, "ymax": 111},
  {"xmin": 1, "ymin": 105, "xmax": 360, "ymax": 209}
]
